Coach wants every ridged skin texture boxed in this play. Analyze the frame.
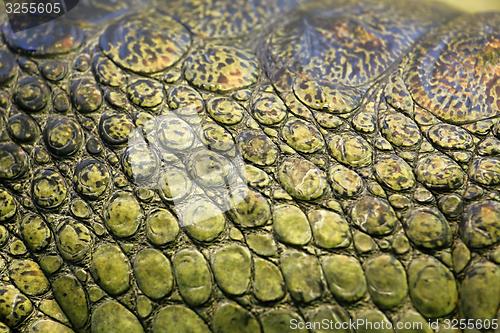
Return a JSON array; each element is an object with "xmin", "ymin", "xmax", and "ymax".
[{"xmin": 0, "ymin": 0, "xmax": 498, "ymax": 332}]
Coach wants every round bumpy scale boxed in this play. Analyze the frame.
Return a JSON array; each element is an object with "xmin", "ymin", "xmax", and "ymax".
[
  {"xmin": 20, "ymin": 214, "xmax": 51, "ymax": 251},
  {"xmin": 282, "ymin": 118, "xmax": 325, "ymax": 153},
  {"xmin": 278, "ymin": 157, "xmax": 328, "ymax": 200},
  {"xmin": 351, "ymin": 196, "xmax": 398, "ymax": 236},
  {"xmin": 0, "ymin": 50, "xmax": 16, "ymax": 83},
  {"xmin": 252, "ymin": 92, "xmax": 287, "ymax": 125},
  {"xmin": 151, "ymin": 305, "xmax": 209, "ymax": 333},
  {"xmin": 31, "ymin": 169, "xmax": 67, "ymax": 209},
  {"xmin": 145, "ymin": 208, "xmax": 180, "ymax": 246},
  {"xmin": 211, "ymin": 244, "xmax": 252, "ymax": 296},
  {"xmin": 427, "ymin": 123, "xmax": 473, "ymax": 150},
  {"xmin": 415, "ymin": 154, "xmax": 466, "ymax": 191},
  {"xmin": 0, "ymin": 284, "xmax": 33, "ymax": 326},
  {"xmin": 238, "ymin": 131, "xmax": 279, "ymax": 166},
  {"xmin": 0, "ymin": 189, "xmax": 16, "ymax": 222},
  {"xmin": 395, "ymin": 311, "xmax": 433, "ymax": 333},
  {"xmin": 0, "ymin": 225, "xmax": 8, "ymax": 246},
  {"xmin": 173, "ymin": 248, "xmax": 213, "ymax": 306},
  {"xmin": 83, "ymin": 138, "xmax": 102, "ymax": 157},
  {"xmin": 408, "ymin": 255, "xmax": 458, "ymax": 318},
  {"xmin": 93, "ymin": 53, "xmax": 126, "ymax": 87},
  {"xmin": 207, "ymin": 97, "xmax": 245, "ymax": 125},
  {"xmin": 306, "ymin": 306, "xmax": 352, "ymax": 333},
  {"xmin": 8, "ymin": 259, "xmax": 49, "ymax": 296},
  {"xmin": 374, "ymin": 155, "xmax": 416, "ymax": 191},
  {"xmin": 329, "ymin": 165, "xmax": 364, "ymax": 198},
  {"xmin": 40, "ymin": 60, "xmax": 67, "ymax": 81},
  {"xmin": 30, "ymin": 320, "xmax": 75, "ymax": 333},
  {"xmin": 181, "ymin": 199, "xmax": 226, "ymax": 242},
  {"xmin": 99, "ymin": 112, "xmax": 135, "ymax": 146},
  {"xmin": 212, "ymin": 302, "xmax": 260, "ymax": 333},
  {"xmin": 187, "ymin": 149, "xmax": 233, "ymax": 188},
  {"xmin": 133, "ymin": 248, "xmax": 173, "ymax": 300},
  {"xmin": 459, "ymin": 261, "xmax": 500, "ymax": 320},
  {"xmin": 70, "ymin": 199, "xmax": 92, "ymax": 219},
  {"xmin": 127, "ymin": 78, "xmax": 164, "ymax": 107},
  {"xmin": 469, "ymin": 157, "xmax": 500, "ymax": 186},
  {"xmin": 321, "ymin": 254, "xmax": 366, "ymax": 303},
  {"xmin": 273, "ymin": 204, "xmax": 312, "ymax": 246},
  {"xmin": 315, "ymin": 113, "xmax": 343, "ymax": 129},
  {"xmin": 294, "ymin": 79, "xmax": 362, "ymax": 114},
  {"xmin": 3, "ymin": 21, "xmax": 83, "ymax": 55},
  {"xmin": 438, "ymin": 194, "xmax": 463, "ymax": 218},
  {"xmin": 405, "ymin": 15, "xmax": 499, "ymax": 124},
  {"xmin": 157, "ymin": 168, "xmax": 192, "ymax": 202},
  {"xmin": 260, "ymin": 309, "xmax": 307, "ymax": 333},
  {"xmin": 243, "ymin": 165, "xmax": 271, "ymax": 188},
  {"xmin": 104, "ymin": 191, "xmax": 143, "ymax": 238},
  {"xmin": 308, "ymin": 209, "xmax": 351, "ymax": 249},
  {"xmin": 404, "ymin": 207, "xmax": 452, "ymax": 249},
  {"xmin": 52, "ymin": 274, "xmax": 89, "ymax": 329},
  {"xmin": 73, "ymin": 159, "xmax": 111, "ymax": 199},
  {"xmin": 53, "ymin": 90, "xmax": 71, "ymax": 113},
  {"xmin": 354, "ymin": 310, "xmax": 393, "ymax": 333},
  {"xmin": 184, "ymin": 46, "xmax": 259, "ymax": 92},
  {"xmin": 253, "ymin": 258, "xmax": 285, "ymax": 302},
  {"xmin": 121, "ymin": 144, "xmax": 159, "ymax": 183},
  {"xmin": 280, "ymin": 250, "xmax": 323, "ymax": 303},
  {"xmin": 380, "ymin": 112, "xmax": 422, "ymax": 147},
  {"xmin": 246, "ymin": 233, "xmax": 277, "ymax": 257},
  {"xmin": 100, "ymin": 15, "xmax": 191, "ymax": 73},
  {"xmin": 156, "ymin": 115, "xmax": 195, "ymax": 151},
  {"xmin": 7, "ymin": 113, "xmax": 39, "ymax": 143},
  {"xmin": 91, "ymin": 243, "xmax": 131, "ymax": 296},
  {"xmin": 0, "ymin": 143, "xmax": 29, "ymax": 180},
  {"xmin": 56, "ymin": 220, "xmax": 92, "ymax": 262},
  {"xmin": 228, "ymin": 187, "xmax": 271, "ymax": 228},
  {"xmin": 91, "ymin": 300, "xmax": 143, "ymax": 333},
  {"xmin": 201, "ymin": 122, "xmax": 236, "ymax": 152},
  {"xmin": 14, "ymin": 77, "xmax": 49, "ymax": 112},
  {"xmin": 363, "ymin": 254, "xmax": 408, "ymax": 310},
  {"xmin": 167, "ymin": 85, "xmax": 204, "ymax": 117},
  {"xmin": 353, "ymin": 110, "xmax": 377, "ymax": 134},
  {"xmin": 329, "ymin": 133, "xmax": 373, "ymax": 167},
  {"xmin": 460, "ymin": 200, "xmax": 500, "ymax": 249},
  {"xmin": 43, "ymin": 116, "xmax": 84, "ymax": 158},
  {"xmin": 71, "ymin": 78, "xmax": 103, "ymax": 113}
]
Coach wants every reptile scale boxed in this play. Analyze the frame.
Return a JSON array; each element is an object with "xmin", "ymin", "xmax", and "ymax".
[{"xmin": 0, "ymin": 0, "xmax": 498, "ymax": 332}]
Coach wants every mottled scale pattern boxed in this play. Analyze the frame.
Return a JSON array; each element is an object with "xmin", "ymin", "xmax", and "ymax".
[
  {"xmin": 261, "ymin": 0, "xmax": 457, "ymax": 112},
  {"xmin": 165, "ymin": 0, "xmax": 300, "ymax": 38},
  {"xmin": 99, "ymin": 15, "xmax": 191, "ymax": 74},
  {"xmin": 0, "ymin": 0, "xmax": 498, "ymax": 332},
  {"xmin": 405, "ymin": 13, "xmax": 499, "ymax": 124}
]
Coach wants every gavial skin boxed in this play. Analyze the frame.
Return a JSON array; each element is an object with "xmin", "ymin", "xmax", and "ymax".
[{"xmin": 0, "ymin": 0, "xmax": 498, "ymax": 332}]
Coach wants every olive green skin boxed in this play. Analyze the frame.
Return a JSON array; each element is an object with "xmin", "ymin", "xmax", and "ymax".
[{"xmin": 0, "ymin": 0, "xmax": 499, "ymax": 332}]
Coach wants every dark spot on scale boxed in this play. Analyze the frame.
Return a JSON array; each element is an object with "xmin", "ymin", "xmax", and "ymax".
[{"xmin": 218, "ymin": 75, "xmax": 229, "ymax": 84}]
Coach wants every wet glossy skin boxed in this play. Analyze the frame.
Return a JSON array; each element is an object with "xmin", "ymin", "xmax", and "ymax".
[{"xmin": 0, "ymin": 0, "xmax": 498, "ymax": 332}]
